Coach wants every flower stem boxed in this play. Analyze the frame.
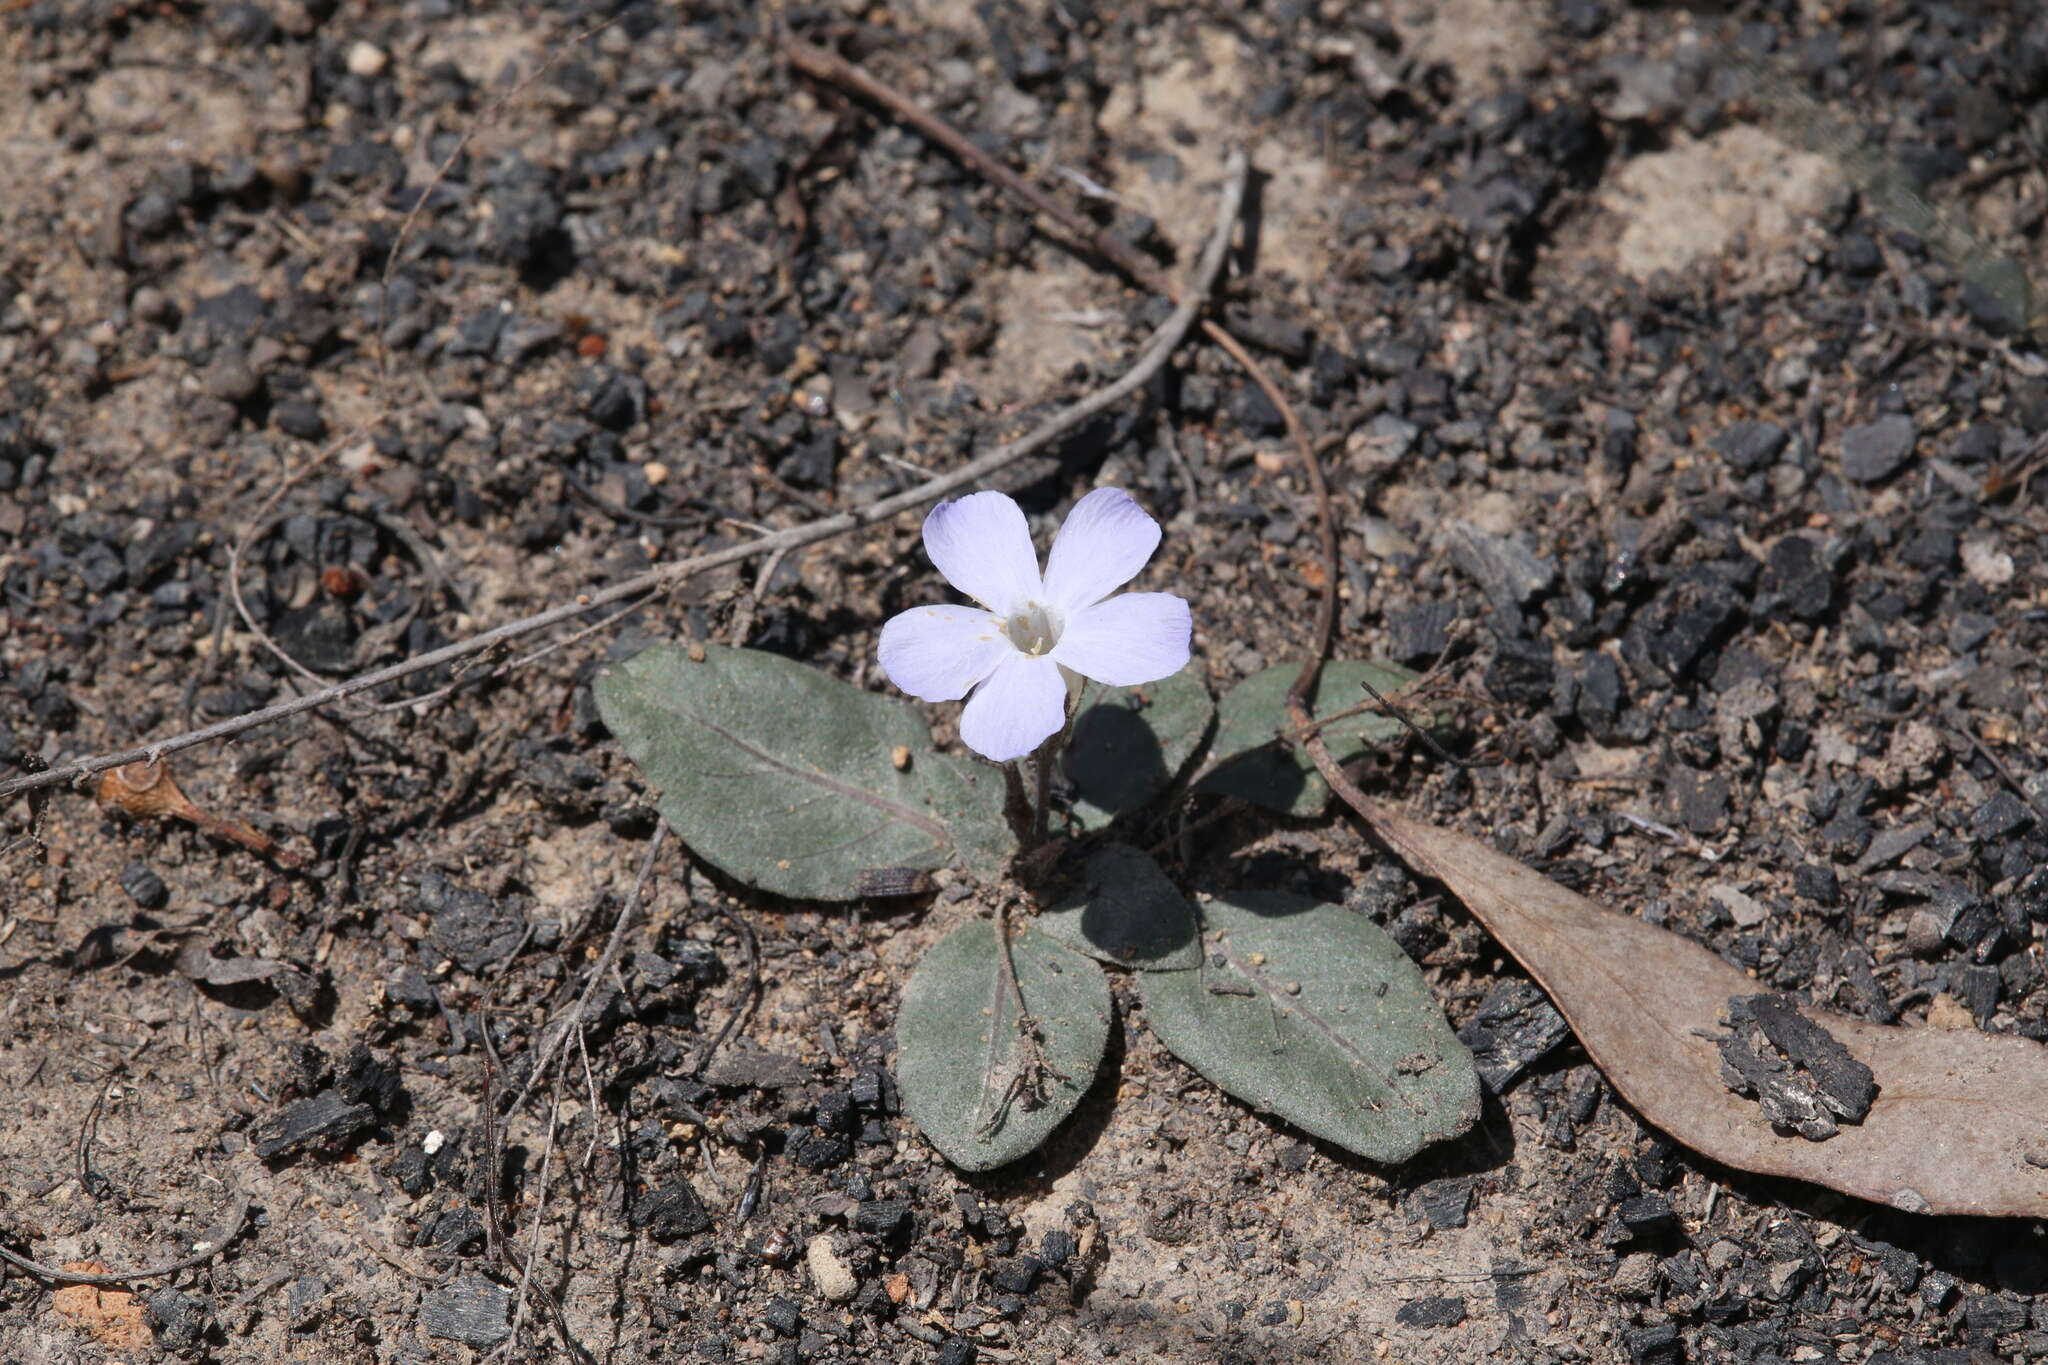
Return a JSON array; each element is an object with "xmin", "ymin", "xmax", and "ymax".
[{"xmin": 1030, "ymin": 735, "xmax": 1057, "ymax": 847}]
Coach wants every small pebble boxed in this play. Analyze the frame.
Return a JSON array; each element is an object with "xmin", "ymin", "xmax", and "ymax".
[
  {"xmin": 346, "ymin": 40, "xmax": 388, "ymax": 77},
  {"xmin": 807, "ymin": 1234, "xmax": 859, "ymax": 1303}
]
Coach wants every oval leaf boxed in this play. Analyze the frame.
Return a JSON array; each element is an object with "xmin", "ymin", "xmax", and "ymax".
[
  {"xmin": 1196, "ymin": 660, "xmax": 1422, "ymax": 817},
  {"xmin": 1360, "ymin": 798, "xmax": 2048, "ymax": 1217},
  {"xmin": 1138, "ymin": 891, "xmax": 1480, "ymax": 1162},
  {"xmin": 1036, "ymin": 844, "xmax": 1200, "ymax": 971},
  {"xmin": 897, "ymin": 919, "xmax": 1112, "ymax": 1171},
  {"xmin": 1065, "ymin": 669, "xmax": 1214, "ymax": 831},
  {"xmin": 595, "ymin": 643, "xmax": 1014, "ymax": 900}
]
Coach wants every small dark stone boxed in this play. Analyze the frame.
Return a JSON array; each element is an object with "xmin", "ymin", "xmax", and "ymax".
[
  {"xmin": 1670, "ymin": 768, "xmax": 1731, "ymax": 837},
  {"xmin": 386, "ymin": 968, "xmax": 439, "ymax": 1013},
  {"xmin": 446, "ymin": 308, "xmax": 504, "ymax": 358},
  {"xmin": 272, "ymin": 399, "xmax": 327, "ymax": 441},
  {"xmin": 190, "ymin": 284, "xmax": 268, "ymax": 345},
  {"xmin": 935, "ymin": 1339, "xmax": 978, "ymax": 1365},
  {"xmin": 120, "ymin": 861, "xmax": 168, "ymax": 910},
  {"xmin": 1948, "ymin": 611, "xmax": 1997, "ymax": 654},
  {"xmin": 1041, "ymin": 1229, "xmax": 1077, "ymax": 1267},
  {"xmin": 1839, "ymin": 415, "xmax": 1917, "ymax": 484},
  {"xmin": 1958, "ymin": 963, "xmax": 2001, "ymax": 1024},
  {"xmin": 419, "ymin": 1274, "xmax": 512, "ymax": 1349},
  {"xmin": 776, "ymin": 427, "xmax": 838, "ymax": 489},
  {"xmin": 125, "ymin": 520, "xmax": 200, "ymax": 584},
  {"xmin": 76, "ymin": 544, "xmax": 126, "ymax": 594},
  {"xmin": 250, "ymin": 1089, "xmax": 376, "ymax": 1160},
  {"xmin": 633, "ymin": 1181, "xmax": 714, "ymax": 1242},
  {"xmin": 582, "ymin": 369, "xmax": 645, "ymax": 431},
  {"xmin": 991, "ymin": 1256, "xmax": 1041, "ymax": 1295},
  {"xmin": 1229, "ymin": 382, "xmax": 1283, "ymax": 437},
  {"xmin": 1965, "ymin": 1294, "xmax": 2028, "ymax": 1341},
  {"xmin": 761, "ymin": 1297, "xmax": 801, "ymax": 1337},
  {"xmin": 1394, "ymin": 1295, "xmax": 1466, "ymax": 1328},
  {"xmin": 213, "ymin": 0, "xmax": 274, "ymax": 45},
  {"xmin": 1713, "ymin": 420, "xmax": 1790, "ymax": 472}
]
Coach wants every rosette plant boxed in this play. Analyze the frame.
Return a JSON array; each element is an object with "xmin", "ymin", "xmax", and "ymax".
[{"xmin": 596, "ymin": 485, "xmax": 1477, "ymax": 1171}]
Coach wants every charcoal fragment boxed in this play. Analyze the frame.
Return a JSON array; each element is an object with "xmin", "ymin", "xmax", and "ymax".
[
  {"xmin": 1394, "ymin": 1295, "xmax": 1466, "ymax": 1328},
  {"xmin": 633, "ymin": 1181, "xmax": 714, "ymax": 1242},
  {"xmin": 1411, "ymin": 1177, "xmax": 1473, "ymax": 1230},
  {"xmin": 990, "ymin": 1255, "xmax": 1040, "ymax": 1295},
  {"xmin": 250, "ymin": 1089, "xmax": 376, "ymax": 1160},
  {"xmin": 419, "ymin": 870, "xmax": 525, "ymax": 972},
  {"xmin": 419, "ymin": 1274, "xmax": 511, "ymax": 1349},
  {"xmin": 1456, "ymin": 979, "xmax": 1570, "ymax": 1093},
  {"xmin": 1718, "ymin": 993, "xmax": 1876, "ymax": 1139},
  {"xmin": 146, "ymin": 1287, "xmax": 216, "ymax": 1349},
  {"xmin": 1626, "ymin": 1321, "xmax": 1682, "ymax": 1365}
]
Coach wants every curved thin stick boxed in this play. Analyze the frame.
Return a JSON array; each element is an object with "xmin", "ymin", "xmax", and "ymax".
[
  {"xmin": 0, "ymin": 1194, "xmax": 252, "ymax": 1286},
  {"xmin": 0, "ymin": 154, "xmax": 1246, "ymax": 809}
]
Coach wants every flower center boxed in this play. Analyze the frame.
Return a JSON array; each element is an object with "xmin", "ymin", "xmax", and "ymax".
[{"xmin": 1003, "ymin": 602, "xmax": 1060, "ymax": 657}]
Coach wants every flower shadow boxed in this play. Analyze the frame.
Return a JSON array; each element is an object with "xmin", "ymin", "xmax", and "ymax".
[{"xmin": 1064, "ymin": 698, "xmax": 1174, "ymax": 823}]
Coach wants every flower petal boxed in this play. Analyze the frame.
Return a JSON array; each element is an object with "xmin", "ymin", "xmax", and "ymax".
[
  {"xmin": 1042, "ymin": 487, "xmax": 1163, "ymax": 612},
  {"xmin": 877, "ymin": 604, "xmax": 1012, "ymax": 702},
  {"xmin": 921, "ymin": 491, "xmax": 1042, "ymax": 615},
  {"xmin": 958, "ymin": 655, "xmax": 1067, "ymax": 762},
  {"xmin": 1051, "ymin": 592, "xmax": 1191, "ymax": 687}
]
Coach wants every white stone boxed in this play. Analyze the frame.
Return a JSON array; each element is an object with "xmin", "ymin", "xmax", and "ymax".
[{"xmin": 347, "ymin": 41, "xmax": 388, "ymax": 78}]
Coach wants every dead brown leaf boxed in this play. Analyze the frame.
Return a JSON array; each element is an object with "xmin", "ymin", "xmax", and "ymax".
[
  {"xmin": 95, "ymin": 759, "xmax": 301, "ymax": 867},
  {"xmin": 1357, "ymin": 797, "xmax": 2048, "ymax": 1217},
  {"xmin": 51, "ymin": 1264, "xmax": 151, "ymax": 1349}
]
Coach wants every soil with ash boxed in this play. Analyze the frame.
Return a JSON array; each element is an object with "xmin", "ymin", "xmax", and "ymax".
[{"xmin": 5, "ymin": 0, "xmax": 2048, "ymax": 1361}]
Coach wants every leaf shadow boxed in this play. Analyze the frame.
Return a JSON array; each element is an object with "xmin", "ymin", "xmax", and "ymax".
[
  {"xmin": 1195, "ymin": 742, "xmax": 1311, "ymax": 814},
  {"xmin": 1207, "ymin": 851, "xmax": 1353, "ymax": 908},
  {"xmin": 1065, "ymin": 700, "xmax": 1172, "ymax": 825}
]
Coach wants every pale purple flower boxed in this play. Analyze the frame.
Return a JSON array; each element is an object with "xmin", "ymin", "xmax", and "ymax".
[{"xmin": 878, "ymin": 488, "xmax": 1191, "ymax": 762}]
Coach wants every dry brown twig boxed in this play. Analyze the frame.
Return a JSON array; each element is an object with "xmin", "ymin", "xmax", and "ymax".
[{"xmin": 0, "ymin": 1193, "xmax": 252, "ymax": 1286}]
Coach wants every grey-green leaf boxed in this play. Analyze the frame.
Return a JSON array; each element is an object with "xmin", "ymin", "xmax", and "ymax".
[
  {"xmin": 1036, "ymin": 844, "xmax": 1200, "ymax": 972},
  {"xmin": 1138, "ymin": 891, "xmax": 1480, "ymax": 1163},
  {"xmin": 1195, "ymin": 660, "xmax": 1423, "ymax": 816},
  {"xmin": 896, "ymin": 919, "xmax": 1112, "ymax": 1171},
  {"xmin": 595, "ymin": 642, "xmax": 1014, "ymax": 900},
  {"xmin": 1064, "ymin": 669, "xmax": 1214, "ymax": 831}
]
